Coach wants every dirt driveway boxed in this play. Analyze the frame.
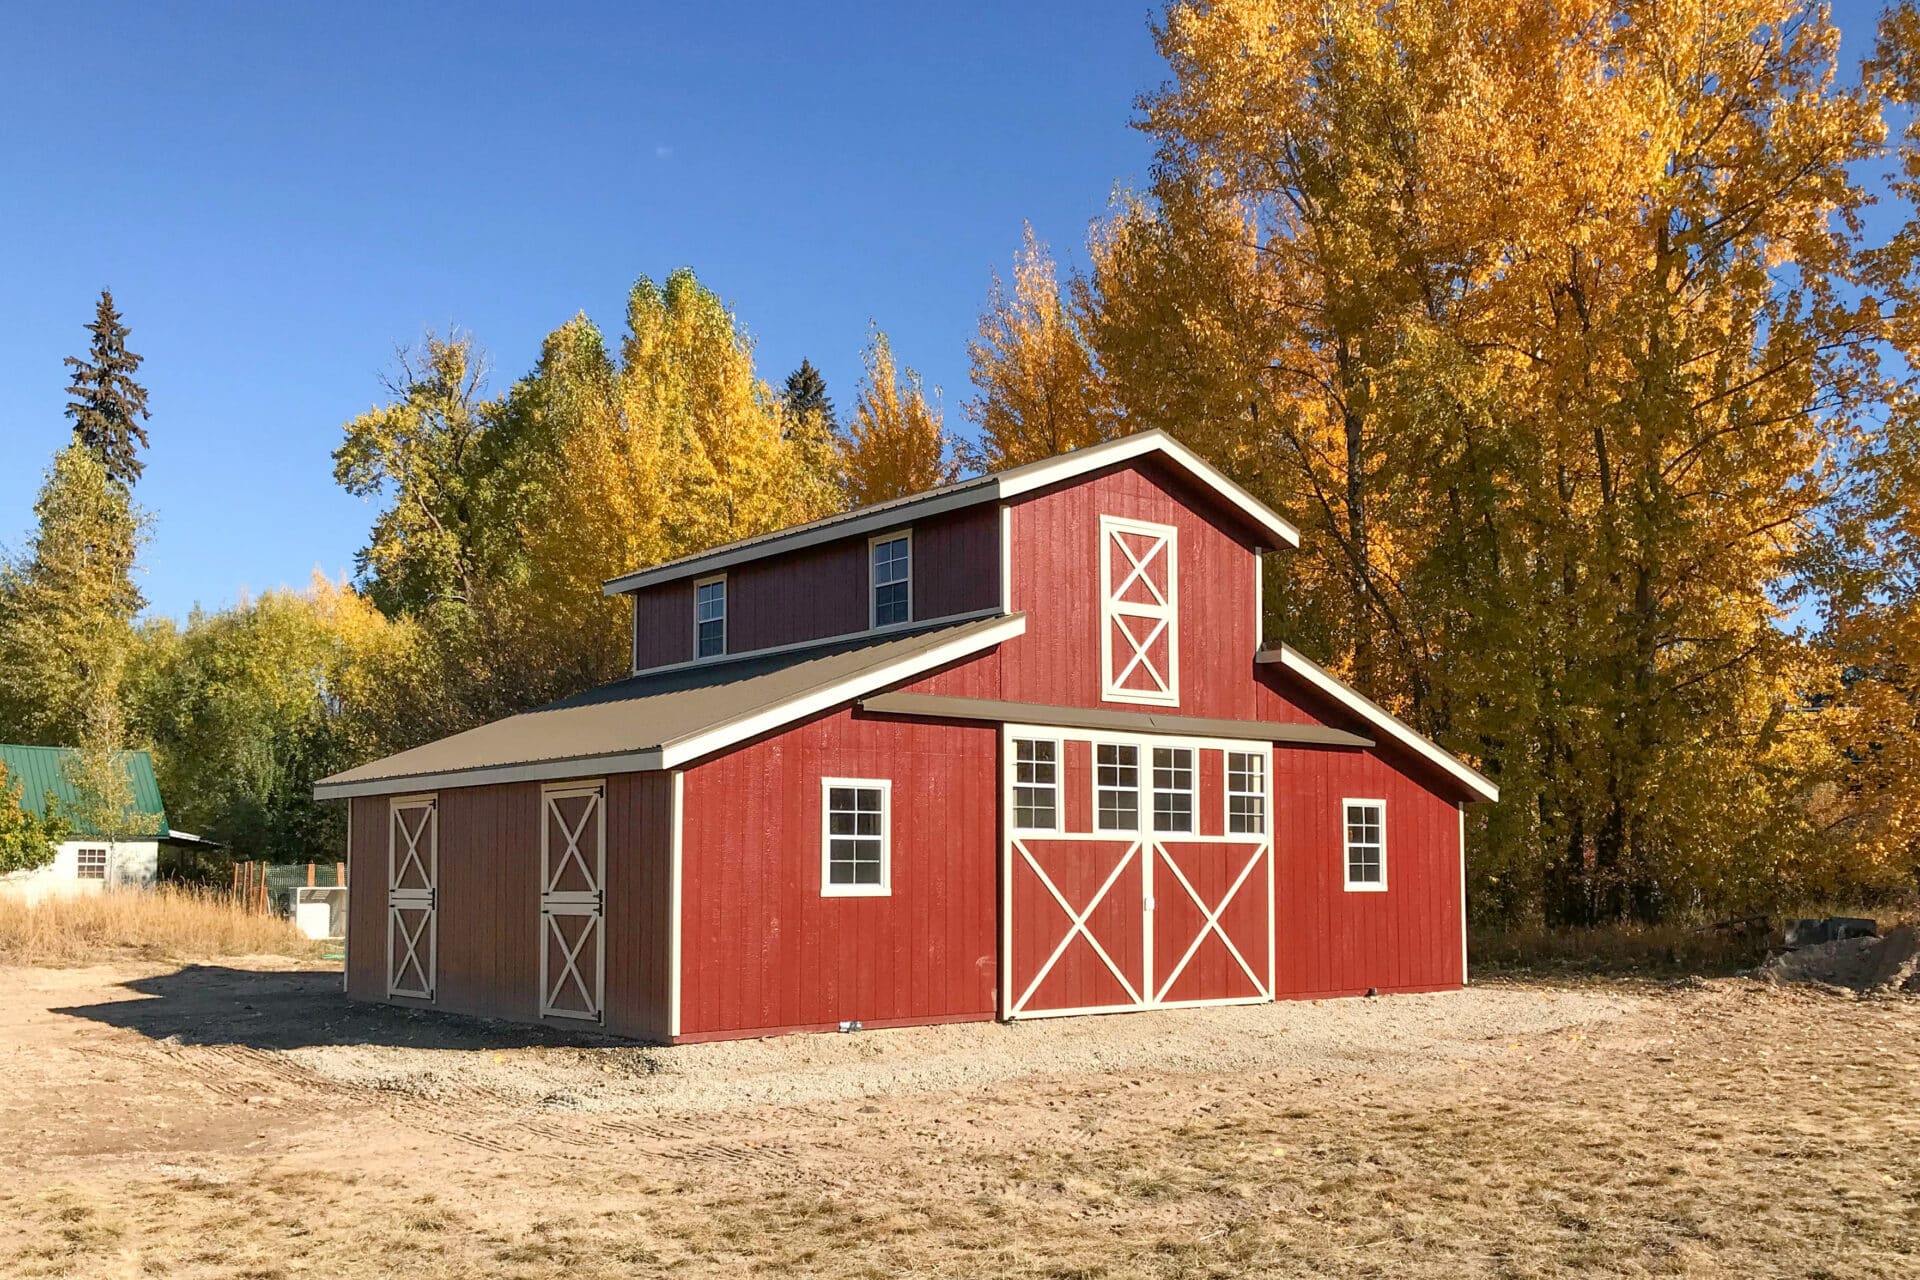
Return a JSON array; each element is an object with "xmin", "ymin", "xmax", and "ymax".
[{"xmin": 1, "ymin": 960, "xmax": 1916, "ymax": 1278}]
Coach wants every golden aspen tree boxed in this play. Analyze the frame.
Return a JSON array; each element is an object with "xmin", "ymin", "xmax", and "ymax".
[
  {"xmin": 964, "ymin": 224, "xmax": 1111, "ymax": 470},
  {"xmin": 1085, "ymin": 0, "xmax": 1890, "ymax": 922},
  {"xmin": 840, "ymin": 329, "xmax": 957, "ymax": 505}
]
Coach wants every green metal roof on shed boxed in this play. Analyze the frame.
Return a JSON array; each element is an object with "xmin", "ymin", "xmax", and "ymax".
[{"xmin": 0, "ymin": 744, "xmax": 169, "ymax": 838}]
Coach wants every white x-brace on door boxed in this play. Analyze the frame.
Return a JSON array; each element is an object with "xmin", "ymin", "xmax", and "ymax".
[
  {"xmin": 386, "ymin": 795, "xmax": 438, "ymax": 999},
  {"xmin": 540, "ymin": 782, "xmax": 606, "ymax": 1021}
]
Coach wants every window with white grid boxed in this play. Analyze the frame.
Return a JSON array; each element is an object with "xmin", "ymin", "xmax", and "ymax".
[
  {"xmin": 822, "ymin": 779, "xmax": 890, "ymax": 896},
  {"xmin": 1095, "ymin": 743, "xmax": 1139, "ymax": 831},
  {"xmin": 1228, "ymin": 752, "xmax": 1266, "ymax": 834},
  {"xmin": 694, "ymin": 575, "xmax": 726, "ymax": 659},
  {"xmin": 1012, "ymin": 739, "xmax": 1058, "ymax": 832},
  {"xmin": 1343, "ymin": 800, "xmax": 1386, "ymax": 891},
  {"xmin": 1151, "ymin": 746, "xmax": 1195, "ymax": 833},
  {"xmin": 75, "ymin": 847, "xmax": 107, "ymax": 880},
  {"xmin": 870, "ymin": 533, "xmax": 911, "ymax": 628}
]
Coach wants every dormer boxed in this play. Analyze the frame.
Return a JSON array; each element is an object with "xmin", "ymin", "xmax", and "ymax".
[{"xmin": 603, "ymin": 431, "xmax": 1299, "ymax": 680}]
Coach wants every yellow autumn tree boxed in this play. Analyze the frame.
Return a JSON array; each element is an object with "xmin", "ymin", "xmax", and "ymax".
[
  {"xmin": 840, "ymin": 328, "xmax": 956, "ymax": 504},
  {"xmin": 964, "ymin": 224, "xmax": 1111, "ymax": 470},
  {"xmin": 1027, "ymin": 0, "xmax": 1895, "ymax": 922}
]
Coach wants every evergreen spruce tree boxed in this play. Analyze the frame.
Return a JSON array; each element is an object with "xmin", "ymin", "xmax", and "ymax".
[
  {"xmin": 64, "ymin": 289, "xmax": 152, "ymax": 487},
  {"xmin": 783, "ymin": 359, "xmax": 836, "ymax": 430}
]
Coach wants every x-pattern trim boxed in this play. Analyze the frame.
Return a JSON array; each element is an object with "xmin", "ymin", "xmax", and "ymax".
[
  {"xmin": 543, "ymin": 792, "xmax": 600, "ymax": 895},
  {"xmin": 544, "ymin": 910, "xmax": 599, "ymax": 1014},
  {"xmin": 1010, "ymin": 838, "xmax": 1143, "ymax": 1015},
  {"xmin": 390, "ymin": 803, "xmax": 434, "ymax": 892},
  {"xmin": 1111, "ymin": 531, "xmax": 1169, "ymax": 607},
  {"xmin": 1112, "ymin": 615, "xmax": 1172, "ymax": 695},
  {"xmin": 1152, "ymin": 841, "xmax": 1269, "ymax": 1002},
  {"xmin": 389, "ymin": 904, "xmax": 433, "ymax": 996}
]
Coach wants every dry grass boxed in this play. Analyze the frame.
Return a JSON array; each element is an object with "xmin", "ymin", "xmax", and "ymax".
[
  {"xmin": 0, "ymin": 885, "xmax": 325, "ymax": 966},
  {"xmin": 1473, "ymin": 900, "xmax": 1920, "ymax": 978}
]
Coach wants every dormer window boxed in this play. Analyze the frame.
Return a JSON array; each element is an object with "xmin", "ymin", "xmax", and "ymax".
[
  {"xmin": 870, "ymin": 532, "xmax": 911, "ymax": 628},
  {"xmin": 695, "ymin": 575, "xmax": 726, "ymax": 658}
]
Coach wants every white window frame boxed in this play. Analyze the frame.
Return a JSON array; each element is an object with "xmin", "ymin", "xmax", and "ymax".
[
  {"xmin": 75, "ymin": 846, "xmax": 108, "ymax": 880},
  {"xmin": 693, "ymin": 573, "xmax": 727, "ymax": 660},
  {"xmin": 868, "ymin": 530, "xmax": 913, "ymax": 630},
  {"xmin": 821, "ymin": 777, "xmax": 892, "ymax": 897},
  {"xmin": 1094, "ymin": 741, "xmax": 1141, "ymax": 832},
  {"xmin": 1150, "ymin": 745, "xmax": 1197, "ymax": 834},
  {"xmin": 1011, "ymin": 736, "xmax": 1061, "ymax": 833},
  {"xmin": 1343, "ymin": 798, "xmax": 1387, "ymax": 892},
  {"xmin": 1226, "ymin": 751, "xmax": 1267, "ymax": 835},
  {"xmin": 1099, "ymin": 515, "xmax": 1179, "ymax": 706}
]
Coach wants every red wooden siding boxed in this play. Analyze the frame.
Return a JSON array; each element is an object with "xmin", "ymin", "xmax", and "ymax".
[
  {"xmin": 1003, "ymin": 460, "xmax": 1270, "ymax": 719},
  {"xmin": 626, "ymin": 503, "xmax": 1001, "ymax": 670},
  {"xmin": 344, "ymin": 775, "xmax": 674, "ymax": 1037},
  {"xmin": 602, "ymin": 771, "xmax": 675, "ymax": 1040},
  {"xmin": 633, "ymin": 579, "xmax": 695, "ymax": 670},
  {"xmin": 1269, "ymin": 746, "xmax": 1463, "ymax": 996},
  {"xmin": 677, "ymin": 706, "xmax": 1000, "ymax": 1039}
]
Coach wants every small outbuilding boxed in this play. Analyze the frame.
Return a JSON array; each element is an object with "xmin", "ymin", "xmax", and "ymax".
[
  {"xmin": 316, "ymin": 431, "xmax": 1497, "ymax": 1042},
  {"xmin": 0, "ymin": 744, "xmax": 208, "ymax": 903}
]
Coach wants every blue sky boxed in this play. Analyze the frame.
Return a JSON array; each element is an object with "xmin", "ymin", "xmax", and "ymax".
[
  {"xmin": 0, "ymin": 3, "xmax": 1898, "ymax": 623},
  {"xmin": 0, "ymin": 3, "xmax": 1163, "ymax": 619}
]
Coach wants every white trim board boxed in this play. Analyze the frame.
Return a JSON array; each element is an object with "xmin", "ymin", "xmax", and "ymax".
[
  {"xmin": 602, "ymin": 429, "xmax": 1301, "ymax": 595},
  {"xmin": 314, "ymin": 614, "xmax": 1029, "ymax": 800},
  {"xmin": 1257, "ymin": 644, "xmax": 1499, "ymax": 803}
]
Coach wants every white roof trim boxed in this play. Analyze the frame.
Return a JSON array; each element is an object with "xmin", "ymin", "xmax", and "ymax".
[
  {"xmin": 1257, "ymin": 644, "xmax": 1499, "ymax": 803},
  {"xmin": 602, "ymin": 431, "xmax": 1299, "ymax": 595},
  {"xmin": 656, "ymin": 613, "xmax": 1026, "ymax": 768},
  {"xmin": 314, "ymin": 614, "xmax": 1028, "ymax": 801}
]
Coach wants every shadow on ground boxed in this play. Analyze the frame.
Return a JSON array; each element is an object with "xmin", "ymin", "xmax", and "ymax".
[{"xmin": 52, "ymin": 964, "xmax": 624, "ymax": 1051}]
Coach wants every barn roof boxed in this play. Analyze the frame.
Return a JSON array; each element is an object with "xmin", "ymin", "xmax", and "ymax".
[
  {"xmin": 312, "ymin": 613, "xmax": 1028, "ymax": 800},
  {"xmin": 1256, "ymin": 646, "xmax": 1500, "ymax": 802},
  {"xmin": 0, "ymin": 743, "xmax": 170, "ymax": 837},
  {"xmin": 601, "ymin": 430, "xmax": 1302, "ymax": 595}
]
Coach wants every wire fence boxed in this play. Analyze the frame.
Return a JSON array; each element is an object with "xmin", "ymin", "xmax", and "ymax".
[{"xmin": 231, "ymin": 861, "xmax": 347, "ymax": 916}]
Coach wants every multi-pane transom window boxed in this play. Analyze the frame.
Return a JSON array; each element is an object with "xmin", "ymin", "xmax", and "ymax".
[
  {"xmin": 75, "ymin": 847, "xmax": 107, "ymax": 880},
  {"xmin": 1344, "ymin": 800, "xmax": 1386, "ymax": 891},
  {"xmin": 695, "ymin": 576, "xmax": 726, "ymax": 659},
  {"xmin": 823, "ymin": 779, "xmax": 890, "ymax": 895},
  {"xmin": 1095, "ymin": 743, "xmax": 1140, "ymax": 831},
  {"xmin": 1228, "ymin": 752, "xmax": 1267, "ymax": 834},
  {"xmin": 1151, "ymin": 747, "xmax": 1195, "ymax": 833},
  {"xmin": 871, "ymin": 533, "xmax": 911, "ymax": 628},
  {"xmin": 1013, "ymin": 739, "xmax": 1058, "ymax": 831}
]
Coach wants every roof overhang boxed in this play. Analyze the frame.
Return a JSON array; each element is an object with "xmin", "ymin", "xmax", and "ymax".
[
  {"xmin": 314, "ymin": 614, "xmax": 1029, "ymax": 801},
  {"xmin": 602, "ymin": 431, "xmax": 1300, "ymax": 595},
  {"xmin": 859, "ymin": 691, "xmax": 1372, "ymax": 748},
  {"xmin": 1256, "ymin": 644, "xmax": 1500, "ymax": 803}
]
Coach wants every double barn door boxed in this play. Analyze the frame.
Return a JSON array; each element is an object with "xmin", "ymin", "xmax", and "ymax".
[{"xmin": 1002, "ymin": 728, "xmax": 1274, "ymax": 1019}]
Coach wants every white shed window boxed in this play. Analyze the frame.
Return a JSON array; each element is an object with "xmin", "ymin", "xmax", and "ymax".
[
  {"xmin": 1095, "ymin": 743, "xmax": 1139, "ymax": 831},
  {"xmin": 1228, "ymin": 752, "xmax": 1266, "ymax": 834},
  {"xmin": 1100, "ymin": 515, "xmax": 1178, "ymax": 706},
  {"xmin": 822, "ymin": 779, "xmax": 891, "ymax": 896},
  {"xmin": 1343, "ymin": 800, "xmax": 1386, "ymax": 891},
  {"xmin": 870, "ymin": 532, "xmax": 911, "ymax": 628},
  {"xmin": 75, "ymin": 847, "xmax": 107, "ymax": 880},
  {"xmin": 1151, "ymin": 746, "xmax": 1195, "ymax": 833},
  {"xmin": 694, "ymin": 575, "xmax": 726, "ymax": 659},
  {"xmin": 1012, "ymin": 738, "xmax": 1058, "ymax": 831}
]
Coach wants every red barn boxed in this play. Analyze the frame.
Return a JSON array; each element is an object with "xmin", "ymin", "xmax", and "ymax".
[{"xmin": 315, "ymin": 431, "xmax": 1496, "ymax": 1042}]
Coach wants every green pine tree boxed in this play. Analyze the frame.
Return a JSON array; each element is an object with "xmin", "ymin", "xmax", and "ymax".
[
  {"xmin": 783, "ymin": 358, "xmax": 837, "ymax": 430},
  {"xmin": 64, "ymin": 289, "xmax": 152, "ymax": 488}
]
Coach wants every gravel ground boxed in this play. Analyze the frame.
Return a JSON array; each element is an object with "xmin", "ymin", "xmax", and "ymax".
[{"xmin": 285, "ymin": 983, "xmax": 1637, "ymax": 1112}]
